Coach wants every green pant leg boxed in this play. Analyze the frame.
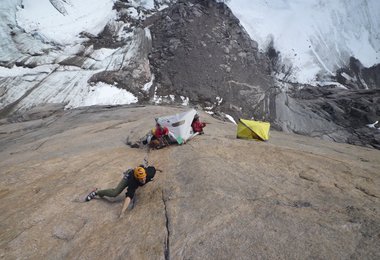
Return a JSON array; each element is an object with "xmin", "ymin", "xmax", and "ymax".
[{"xmin": 97, "ymin": 178, "xmax": 128, "ymax": 198}]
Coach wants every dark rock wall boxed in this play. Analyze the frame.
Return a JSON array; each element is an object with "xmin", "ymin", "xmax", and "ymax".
[
  {"xmin": 336, "ymin": 57, "xmax": 380, "ymax": 90},
  {"xmin": 147, "ymin": 0, "xmax": 273, "ymax": 119},
  {"xmin": 288, "ymin": 86, "xmax": 380, "ymax": 148},
  {"xmin": 362, "ymin": 63, "xmax": 380, "ymax": 89}
]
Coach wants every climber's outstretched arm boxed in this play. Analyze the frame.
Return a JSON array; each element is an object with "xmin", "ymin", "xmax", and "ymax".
[{"xmin": 120, "ymin": 196, "xmax": 131, "ymax": 218}]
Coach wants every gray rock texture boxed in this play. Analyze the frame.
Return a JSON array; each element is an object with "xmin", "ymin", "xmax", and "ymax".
[
  {"xmin": 0, "ymin": 105, "xmax": 379, "ymax": 259},
  {"xmin": 271, "ymin": 85, "xmax": 380, "ymax": 149},
  {"xmin": 147, "ymin": 0, "xmax": 273, "ymax": 118},
  {"xmin": 336, "ymin": 57, "xmax": 380, "ymax": 90}
]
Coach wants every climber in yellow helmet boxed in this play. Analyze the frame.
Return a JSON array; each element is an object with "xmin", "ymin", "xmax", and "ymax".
[{"xmin": 85, "ymin": 165, "xmax": 157, "ymax": 217}]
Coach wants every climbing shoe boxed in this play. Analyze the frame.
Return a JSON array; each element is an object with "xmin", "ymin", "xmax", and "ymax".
[{"xmin": 85, "ymin": 189, "xmax": 98, "ymax": 202}]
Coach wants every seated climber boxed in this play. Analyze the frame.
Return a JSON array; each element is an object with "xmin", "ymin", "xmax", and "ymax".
[
  {"xmin": 148, "ymin": 121, "xmax": 176, "ymax": 149},
  {"xmin": 85, "ymin": 165, "xmax": 157, "ymax": 217},
  {"xmin": 191, "ymin": 113, "xmax": 206, "ymax": 134}
]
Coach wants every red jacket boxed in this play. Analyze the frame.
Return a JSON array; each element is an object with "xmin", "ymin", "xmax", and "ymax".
[
  {"xmin": 192, "ymin": 120, "xmax": 206, "ymax": 133},
  {"xmin": 152, "ymin": 125, "xmax": 169, "ymax": 138}
]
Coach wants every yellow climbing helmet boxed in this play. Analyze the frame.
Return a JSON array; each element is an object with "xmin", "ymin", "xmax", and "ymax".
[{"xmin": 134, "ymin": 167, "xmax": 146, "ymax": 180}]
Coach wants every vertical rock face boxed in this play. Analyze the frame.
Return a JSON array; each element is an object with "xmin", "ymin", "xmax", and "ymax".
[
  {"xmin": 275, "ymin": 85, "xmax": 380, "ymax": 149},
  {"xmin": 336, "ymin": 57, "xmax": 380, "ymax": 90},
  {"xmin": 87, "ymin": 28, "xmax": 154, "ymax": 101},
  {"xmin": 147, "ymin": 0, "xmax": 274, "ymax": 119}
]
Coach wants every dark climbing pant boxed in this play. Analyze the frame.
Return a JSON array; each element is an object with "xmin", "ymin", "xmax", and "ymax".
[{"xmin": 97, "ymin": 178, "xmax": 128, "ymax": 197}]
